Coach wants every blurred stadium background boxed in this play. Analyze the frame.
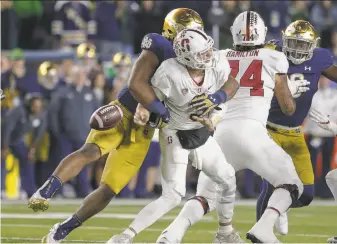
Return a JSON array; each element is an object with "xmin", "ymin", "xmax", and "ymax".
[{"xmin": 1, "ymin": 0, "xmax": 337, "ymax": 202}]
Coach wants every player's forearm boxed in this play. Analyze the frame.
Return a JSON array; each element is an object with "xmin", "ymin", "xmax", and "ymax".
[
  {"xmin": 221, "ymin": 76, "xmax": 240, "ymax": 101},
  {"xmin": 275, "ymin": 74, "xmax": 296, "ymax": 116},
  {"xmin": 128, "ymin": 50, "xmax": 159, "ymax": 107}
]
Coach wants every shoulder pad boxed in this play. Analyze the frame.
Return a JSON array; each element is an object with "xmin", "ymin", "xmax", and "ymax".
[{"xmin": 264, "ymin": 44, "xmax": 277, "ymax": 50}]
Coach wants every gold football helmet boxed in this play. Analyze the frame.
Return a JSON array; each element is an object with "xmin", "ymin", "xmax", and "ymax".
[
  {"xmin": 38, "ymin": 61, "xmax": 58, "ymax": 89},
  {"xmin": 162, "ymin": 8, "xmax": 204, "ymax": 41},
  {"xmin": 112, "ymin": 52, "xmax": 132, "ymax": 67},
  {"xmin": 76, "ymin": 42, "xmax": 96, "ymax": 59},
  {"xmin": 282, "ymin": 20, "xmax": 320, "ymax": 64}
]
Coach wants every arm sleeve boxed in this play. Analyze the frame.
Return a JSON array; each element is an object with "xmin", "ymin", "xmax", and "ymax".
[
  {"xmin": 150, "ymin": 64, "xmax": 171, "ymax": 100},
  {"xmin": 2, "ymin": 108, "xmax": 21, "ymax": 147},
  {"xmin": 141, "ymin": 33, "xmax": 165, "ymax": 64}
]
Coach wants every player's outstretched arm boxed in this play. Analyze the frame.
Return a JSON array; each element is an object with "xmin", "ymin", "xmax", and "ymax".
[
  {"xmin": 128, "ymin": 50, "xmax": 159, "ymax": 107},
  {"xmin": 274, "ymin": 73, "xmax": 296, "ymax": 116},
  {"xmin": 322, "ymin": 65, "xmax": 337, "ymax": 83}
]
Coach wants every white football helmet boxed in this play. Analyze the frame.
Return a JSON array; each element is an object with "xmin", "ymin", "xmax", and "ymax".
[
  {"xmin": 230, "ymin": 11, "xmax": 267, "ymax": 47},
  {"xmin": 173, "ymin": 28, "xmax": 216, "ymax": 69}
]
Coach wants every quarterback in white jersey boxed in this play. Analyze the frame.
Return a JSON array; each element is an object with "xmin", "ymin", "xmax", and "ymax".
[
  {"xmin": 111, "ymin": 28, "xmax": 241, "ymax": 244},
  {"xmin": 158, "ymin": 11, "xmax": 304, "ymax": 244}
]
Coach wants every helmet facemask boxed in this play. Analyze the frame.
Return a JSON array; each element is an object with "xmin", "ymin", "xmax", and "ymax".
[
  {"xmin": 282, "ymin": 35, "xmax": 318, "ymax": 65},
  {"xmin": 174, "ymin": 34, "xmax": 217, "ymax": 70}
]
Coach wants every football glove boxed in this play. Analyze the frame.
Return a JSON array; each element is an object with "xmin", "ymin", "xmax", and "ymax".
[
  {"xmin": 287, "ymin": 78, "xmax": 310, "ymax": 98},
  {"xmin": 147, "ymin": 111, "xmax": 170, "ymax": 129},
  {"xmin": 309, "ymin": 109, "xmax": 337, "ymax": 135},
  {"xmin": 190, "ymin": 114, "xmax": 215, "ymax": 131},
  {"xmin": 189, "ymin": 91, "xmax": 227, "ymax": 117}
]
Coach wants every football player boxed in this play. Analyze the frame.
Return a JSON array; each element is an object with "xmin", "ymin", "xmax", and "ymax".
[
  {"xmin": 156, "ymin": 11, "xmax": 305, "ymax": 243},
  {"xmin": 109, "ymin": 27, "xmax": 241, "ymax": 244},
  {"xmin": 27, "ymin": 8, "xmax": 205, "ymax": 243},
  {"xmin": 256, "ymin": 20, "xmax": 337, "ymax": 235},
  {"xmin": 309, "ymin": 109, "xmax": 337, "ymax": 244}
]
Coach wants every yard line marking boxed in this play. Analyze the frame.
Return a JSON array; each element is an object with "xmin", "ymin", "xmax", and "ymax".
[
  {"xmin": 2, "ymin": 199, "xmax": 336, "ymax": 206},
  {"xmin": 1, "ymin": 237, "xmax": 104, "ymax": 243},
  {"xmin": 1, "ymin": 213, "xmax": 334, "ymax": 227},
  {"xmin": 0, "ymin": 213, "xmax": 215, "ymax": 221}
]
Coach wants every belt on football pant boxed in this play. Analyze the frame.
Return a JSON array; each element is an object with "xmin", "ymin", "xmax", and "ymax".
[{"xmin": 266, "ymin": 122, "xmax": 302, "ymax": 135}]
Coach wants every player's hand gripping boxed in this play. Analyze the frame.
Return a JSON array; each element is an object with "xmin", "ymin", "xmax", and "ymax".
[
  {"xmin": 190, "ymin": 90, "xmax": 227, "ymax": 117},
  {"xmin": 134, "ymin": 103, "xmax": 150, "ymax": 126},
  {"xmin": 287, "ymin": 78, "xmax": 310, "ymax": 98},
  {"xmin": 309, "ymin": 109, "xmax": 337, "ymax": 135}
]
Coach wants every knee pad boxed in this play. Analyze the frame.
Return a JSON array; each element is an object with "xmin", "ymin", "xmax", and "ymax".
[
  {"xmin": 187, "ymin": 196, "xmax": 210, "ymax": 215},
  {"xmin": 275, "ymin": 184, "xmax": 299, "ymax": 203}
]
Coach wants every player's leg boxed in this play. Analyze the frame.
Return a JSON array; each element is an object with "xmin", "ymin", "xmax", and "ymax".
[
  {"xmin": 42, "ymin": 126, "xmax": 154, "ymax": 243},
  {"xmin": 256, "ymin": 129, "xmax": 314, "ymax": 235},
  {"xmin": 109, "ymin": 128, "xmax": 189, "ymax": 243},
  {"xmin": 156, "ymin": 137, "xmax": 241, "ymax": 244},
  {"xmin": 326, "ymin": 169, "xmax": 337, "ymax": 200},
  {"xmin": 28, "ymin": 102, "xmax": 129, "ymax": 212},
  {"xmin": 243, "ymin": 123, "xmax": 303, "ymax": 242}
]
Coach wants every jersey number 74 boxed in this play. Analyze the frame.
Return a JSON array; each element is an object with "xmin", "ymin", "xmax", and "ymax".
[{"xmin": 228, "ymin": 60, "xmax": 264, "ymax": 97}]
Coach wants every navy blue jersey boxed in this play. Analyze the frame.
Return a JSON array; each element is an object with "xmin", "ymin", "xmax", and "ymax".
[
  {"xmin": 117, "ymin": 33, "xmax": 175, "ymax": 114},
  {"xmin": 268, "ymin": 47, "xmax": 335, "ymax": 127}
]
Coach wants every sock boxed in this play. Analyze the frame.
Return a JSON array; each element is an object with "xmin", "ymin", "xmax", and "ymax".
[
  {"xmin": 259, "ymin": 188, "xmax": 292, "ymax": 228},
  {"xmin": 54, "ymin": 214, "xmax": 82, "ymax": 241},
  {"xmin": 39, "ymin": 175, "xmax": 62, "ymax": 199},
  {"xmin": 125, "ymin": 195, "xmax": 180, "ymax": 237},
  {"xmin": 123, "ymin": 227, "xmax": 137, "ymax": 238},
  {"xmin": 326, "ymin": 169, "xmax": 337, "ymax": 200},
  {"xmin": 218, "ymin": 221, "xmax": 234, "ymax": 235},
  {"xmin": 163, "ymin": 199, "xmax": 204, "ymax": 242}
]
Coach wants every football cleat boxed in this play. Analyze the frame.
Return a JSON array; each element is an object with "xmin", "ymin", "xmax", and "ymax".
[
  {"xmin": 106, "ymin": 233, "xmax": 133, "ymax": 244},
  {"xmin": 28, "ymin": 191, "xmax": 49, "ymax": 212},
  {"xmin": 41, "ymin": 223, "xmax": 62, "ymax": 244},
  {"xmin": 214, "ymin": 230, "xmax": 245, "ymax": 243},
  {"xmin": 247, "ymin": 222, "xmax": 280, "ymax": 243},
  {"xmin": 275, "ymin": 212, "xmax": 288, "ymax": 235},
  {"xmin": 328, "ymin": 236, "xmax": 337, "ymax": 243}
]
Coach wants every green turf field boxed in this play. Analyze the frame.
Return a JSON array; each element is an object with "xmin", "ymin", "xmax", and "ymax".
[{"xmin": 1, "ymin": 200, "xmax": 336, "ymax": 243}]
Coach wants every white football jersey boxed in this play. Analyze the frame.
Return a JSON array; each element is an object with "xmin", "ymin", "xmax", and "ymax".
[
  {"xmin": 151, "ymin": 50, "xmax": 231, "ymax": 130},
  {"xmin": 223, "ymin": 48, "xmax": 289, "ymax": 124}
]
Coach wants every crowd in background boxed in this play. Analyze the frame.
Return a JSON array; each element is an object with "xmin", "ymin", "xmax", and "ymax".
[{"xmin": 1, "ymin": 0, "xmax": 337, "ymax": 200}]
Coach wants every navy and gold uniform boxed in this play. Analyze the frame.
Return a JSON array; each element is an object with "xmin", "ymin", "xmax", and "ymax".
[
  {"xmin": 267, "ymin": 47, "xmax": 334, "ymax": 185},
  {"xmin": 257, "ymin": 21, "xmax": 336, "ymax": 222},
  {"xmin": 85, "ymin": 33, "xmax": 174, "ymax": 193},
  {"xmin": 85, "ymin": 8, "xmax": 204, "ymax": 194}
]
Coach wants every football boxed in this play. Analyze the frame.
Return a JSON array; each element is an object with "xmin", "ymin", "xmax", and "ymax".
[{"xmin": 89, "ymin": 104, "xmax": 123, "ymax": 130}]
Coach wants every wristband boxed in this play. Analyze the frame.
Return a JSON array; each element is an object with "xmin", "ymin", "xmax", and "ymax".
[
  {"xmin": 211, "ymin": 90, "xmax": 227, "ymax": 104},
  {"xmin": 147, "ymin": 98, "xmax": 168, "ymax": 116}
]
